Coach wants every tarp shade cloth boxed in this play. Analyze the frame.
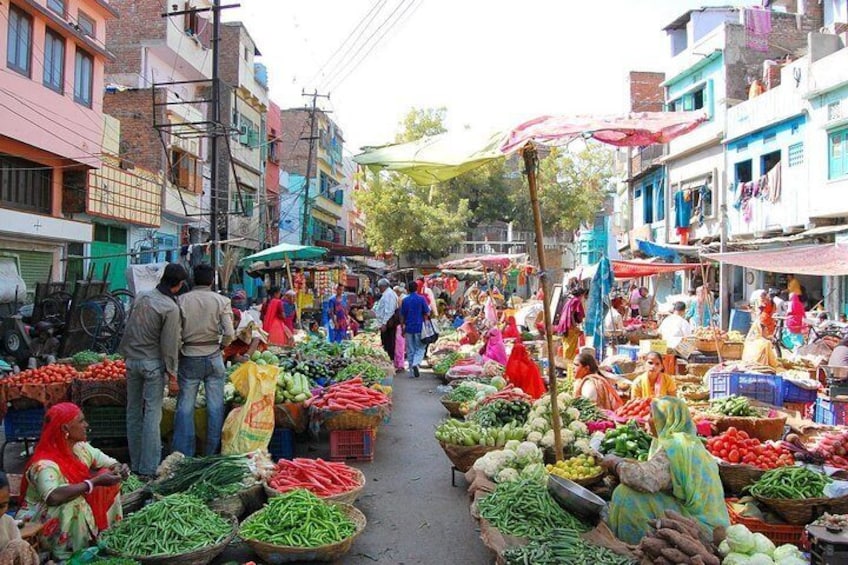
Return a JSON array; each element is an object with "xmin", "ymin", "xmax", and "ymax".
[
  {"xmin": 438, "ymin": 253, "xmax": 530, "ymax": 270},
  {"xmin": 354, "ymin": 112, "xmax": 707, "ymax": 186},
  {"xmin": 703, "ymin": 243, "xmax": 848, "ymax": 276},
  {"xmin": 566, "ymin": 260, "xmax": 701, "ymax": 281},
  {"xmin": 240, "ymin": 243, "xmax": 328, "ymax": 265}
]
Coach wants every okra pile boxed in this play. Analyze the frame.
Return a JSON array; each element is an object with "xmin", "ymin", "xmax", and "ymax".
[{"xmin": 99, "ymin": 494, "xmax": 231, "ymax": 557}]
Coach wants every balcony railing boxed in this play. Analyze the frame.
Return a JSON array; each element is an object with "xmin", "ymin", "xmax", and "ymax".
[{"xmin": 629, "ymin": 144, "xmax": 667, "ymax": 178}]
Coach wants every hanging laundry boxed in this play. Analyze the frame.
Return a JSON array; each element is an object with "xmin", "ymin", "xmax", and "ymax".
[
  {"xmin": 745, "ymin": 8, "xmax": 772, "ymax": 52},
  {"xmin": 766, "ymin": 163, "xmax": 781, "ymax": 203},
  {"xmin": 696, "ymin": 185, "xmax": 712, "ymax": 226},
  {"xmin": 674, "ymin": 190, "xmax": 692, "ymax": 229}
]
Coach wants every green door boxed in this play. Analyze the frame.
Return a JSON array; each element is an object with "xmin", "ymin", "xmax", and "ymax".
[{"xmin": 90, "ymin": 224, "xmax": 128, "ymax": 291}]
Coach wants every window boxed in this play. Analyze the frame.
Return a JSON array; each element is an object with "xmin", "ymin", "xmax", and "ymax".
[
  {"xmin": 183, "ymin": 1, "xmax": 199, "ymax": 35},
  {"xmin": 0, "ymin": 154, "xmax": 52, "ymax": 213},
  {"xmin": 243, "ymin": 46, "xmax": 249, "ymax": 61},
  {"xmin": 761, "ymin": 150, "xmax": 781, "ymax": 176},
  {"xmin": 73, "ymin": 49, "xmax": 93, "ymax": 107},
  {"xmin": 6, "ymin": 6, "xmax": 32, "ymax": 76},
  {"xmin": 735, "ymin": 159, "xmax": 753, "ymax": 183},
  {"xmin": 736, "ymin": 142, "xmax": 748, "ymax": 152},
  {"xmin": 655, "ymin": 182, "xmax": 665, "ymax": 222},
  {"xmin": 319, "ymin": 173, "xmax": 339, "ymax": 198},
  {"xmin": 829, "ymin": 128, "xmax": 848, "ymax": 180},
  {"xmin": 46, "ymin": 0, "xmax": 65, "ymax": 16},
  {"xmin": 77, "ymin": 11, "xmax": 96, "ymax": 38},
  {"xmin": 643, "ymin": 182, "xmax": 654, "ymax": 224},
  {"xmin": 43, "ymin": 29, "xmax": 65, "ymax": 93},
  {"xmin": 667, "ymin": 82, "xmax": 711, "ymax": 116},
  {"xmin": 170, "ymin": 149, "xmax": 202, "ymax": 193},
  {"xmin": 763, "ymin": 132, "xmax": 776, "ymax": 145},
  {"xmin": 268, "ymin": 140, "xmax": 279, "ymax": 163},
  {"xmin": 788, "ymin": 142, "xmax": 804, "ymax": 167},
  {"xmin": 232, "ymin": 190, "xmax": 254, "ymax": 217}
]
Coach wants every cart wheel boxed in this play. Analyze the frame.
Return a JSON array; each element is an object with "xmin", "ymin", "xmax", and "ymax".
[
  {"xmin": 78, "ymin": 295, "xmax": 125, "ymax": 337},
  {"xmin": 3, "ymin": 330, "xmax": 23, "ymax": 354},
  {"xmin": 110, "ymin": 289, "xmax": 134, "ymax": 312}
]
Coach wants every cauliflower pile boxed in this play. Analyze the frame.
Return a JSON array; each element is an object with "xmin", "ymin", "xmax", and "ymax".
[
  {"xmin": 719, "ymin": 524, "xmax": 806, "ymax": 565},
  {"xmin": 523, "ymin": 392, "xmax": 589, "ymax": 449},
  {"xmin": 472, "ymin": 440, "xmax": 547, "ymax": 484}
]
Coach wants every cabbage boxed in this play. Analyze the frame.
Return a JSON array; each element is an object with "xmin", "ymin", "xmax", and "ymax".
[
  {"xmin": 723, "ymin": 553, "xmax": 751, "ymax": 565},
  {"xmin": 747, "ymin": 554, "xmax": 774, "ymax": 565},
  {"xmin": 772, "ymin": 545, "xmax": 803, "ymax": 562},
  {"xmin": 774, "ymin": 557, "xmax": 807, "ymax": 565},
  {"xmin": 490, "ymin": 376, "xmax": 506, "ymax": 390},
  {"xmin": 752, "ymin": 533, "xmax": 775, "ymax": 557},
  {"xmin": 726, "ymin": 524, "xmax": 756, "ymax": 554},
  {"xmin": 718, "ymin": 540, "xmax": 732, "ymax": 557}
]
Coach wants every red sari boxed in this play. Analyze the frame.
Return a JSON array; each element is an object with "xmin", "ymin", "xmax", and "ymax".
[{"xmin": 262, "ymin": 298, "xmax": 290, "ymax": 346}]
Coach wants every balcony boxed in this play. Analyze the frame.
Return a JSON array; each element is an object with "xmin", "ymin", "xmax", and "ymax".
[
  {"xmin": 311, "ymin": 223, "xmax": 346, "ymax": 245},
  {"xmin": 629, "ymin": 145, "xmax": 667, "ymax": 179}
]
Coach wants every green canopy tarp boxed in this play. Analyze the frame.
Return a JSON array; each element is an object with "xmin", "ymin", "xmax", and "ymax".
[{"xmin": 240, "ymin": 243, "xmax": 328, "ymax": 265}]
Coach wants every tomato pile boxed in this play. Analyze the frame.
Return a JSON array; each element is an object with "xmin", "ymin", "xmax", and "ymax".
[
  {"xmin": 3, "ymin": 364, "xmax": 79, "ymax": 385},
  {"xmin": 706, "ymin": 427, "xmax": 794, "ymax": 469},
  {"xmin": 616, "ymin": 398, "xmax": 652, "ymax": 419},
  {"xmin": 80, "ymin": 359, "xmax": 126, "ymax": 381}
]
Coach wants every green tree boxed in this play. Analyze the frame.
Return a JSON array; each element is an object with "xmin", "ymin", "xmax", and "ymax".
[
  {"xmin": 510, "ymin": 144, "xmax": 614, "ymax": 232},
  {"xmin": 395, "ymin": 107, "xmax": 447, "ymax": 143}
]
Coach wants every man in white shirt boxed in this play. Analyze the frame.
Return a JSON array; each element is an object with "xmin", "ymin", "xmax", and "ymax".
[
  {"xmin": 659, "ymin": 301, "xmax": 693, "ymax": 348},
  {"xmin": 604, "ymin": 306, "xmax": 625, "ymax": 333},
  {"xmin": 373, "ymin": 279, "xmax": 399, "ymax": 361}
]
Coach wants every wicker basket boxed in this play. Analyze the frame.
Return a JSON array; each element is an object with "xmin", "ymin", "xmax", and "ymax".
[
  {"xmin": 439, "ymin": 442, "xmax": 500, "ymax": 472},
  {"xmin": 321, "ymin": 408, "xmax": 387, "ymax": 431},
  {"xmin": 753, "ymin": 495, "xmax": 833, "ymax": 525},
  {"xmin": 71, "ymin": 379, "xmax": 128, "ymax": 406},
  {"xmin": 207, "ymin": 483, "xmax": 264, "ymax": 519},
  {"xmin": 264, "ymin": 468, "xmax": 366, "ymax": 505},
  {"xmin": 242, "ymin": 503, "xmax": 366, "ymax": 563},
  {"xmin": 441, "ymin": 399, "xmax": 465, "ymax": 419},
  {"xmin": 725, "ymin": 499, "xmax": 806, "ymax": 547},
  {"xmin": 687, "ymin": 363, "xmax": 715, "ymax": 378},
  {"xmin": 713, "ymin": 415, "xmax": 787, "ymax": 442},
  {"xmin": 121, "ymin": 487, "xmax": 150, "ymax": 515},
  {"xmin": 682, "ymin": 390, "xmax": 710, "ymax": 402},
  {"xmin": 718, "ymin": 462, "xmax": 766, "ymax": 495},
  {"xmin": 105, "ymin": 513, "xmax": 237, "ymax": 565},
  {"xmin": 695, "ymin": 338, "xmax": 720, "ymax": 353},
  {"xmin": 720, "ymin": 341, "xmax": 744, "ymax": 360}
]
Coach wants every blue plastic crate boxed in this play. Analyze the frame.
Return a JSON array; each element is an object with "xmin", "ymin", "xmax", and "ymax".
[
  {"xmin": 268, "ymin": 428, "xmax": 294, "ymax": 461},
  {"xmin": 617, "ymin": 345, "xmax": 640, "ymax": 361},
  {"xmin": 3, "ymin": 408, "xmax": 45, "ymax": 439},
  {"xmin": 709, "ymin": 372, "xmax": 784, "ymax": 406},
  {"xmin": 815, "ymin": 396, "xmax": 848, "ymax": 426},
  {"xmin": 782, "ymin": 379, "xmax": 819, "ymax": 404}
]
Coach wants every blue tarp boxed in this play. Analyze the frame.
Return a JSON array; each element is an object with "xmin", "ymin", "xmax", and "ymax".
[
  {"xmin": 585, "ymin": 257, "xmax": 614, "ymax": 359},
  {"xmin": 636, "ymin": 239, "xmax": 680, "ymax": 261}
]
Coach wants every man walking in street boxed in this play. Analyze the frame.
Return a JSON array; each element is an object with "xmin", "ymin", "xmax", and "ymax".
[
  {"xmin": 400, "ymin": 280, "xmax": 430, "ymax": 378},
  {"xmin": 119, "ymin": 263, "xmax": 187, "ymax": 478},
  {"xmin": 373, "ymin": 279, "xmax": 398, "ymax": 362},
  {"xmin": 174, "ymin": 264, "xmax": 234, "ymax": 456}
]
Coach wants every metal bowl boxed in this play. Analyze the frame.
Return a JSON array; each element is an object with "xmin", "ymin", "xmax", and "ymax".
[{"xmin": 547, "ymin": 475, "xmax": 608, "ymax": 521}]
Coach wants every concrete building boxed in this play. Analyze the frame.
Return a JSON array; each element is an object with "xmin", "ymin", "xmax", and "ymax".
[
  {"xmin": 264, "ymin": 100, "xmax": 281, "ymax": 246},
  {"xmin": 217, "ymin": 21, "xmax": 267, "ymax": 252},
  {"xmin": 104, "ymin": 0, "xmax": 214, "ymax": 272},
  {"xmin": 279, "ymin": 107, "xmax": 346, "ymax": 247},
  {"xmin": 0, "ymin": 0, "xmax": 118, "ymax": 294}
]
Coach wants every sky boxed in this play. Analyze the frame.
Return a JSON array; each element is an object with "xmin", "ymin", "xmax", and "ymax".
[{"xmin": 225, "ymin": 0, "xmax": 759, "ymax": 153}]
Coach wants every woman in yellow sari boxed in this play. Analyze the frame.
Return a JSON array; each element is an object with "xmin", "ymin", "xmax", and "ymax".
[
  {"xmin": 630, "ymin": 351, "xmax": 677, "ymax": 399},
  {"xmin": 603, "ymin": 397, "xmax": 729, "ymax": 544}
]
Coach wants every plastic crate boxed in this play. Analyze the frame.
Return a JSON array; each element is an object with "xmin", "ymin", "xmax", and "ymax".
[
  {"xmin": 86, "ymin": 406, "xmax": 126, "ymax": 439},
  {"xmin": 782, "ymin": 379, "xmax": 819, "ymax": 404},
  {"xmin": 616, "ymin": 345, "xmax": 640, "ymax": 361},
  {"xmin": 329, "ymin": 429, "xmax": 375, "ymax": 462},
  {"xmin": 815, "ymin": 396, "xmax": 848, "ymax": 426},
  {"xmin": 725, "ymin": 498, "xmax": 805, "ymax": 548},
  {"xmin": 709, "ymin": 372, "xmax": 784, "ymax": 407},
  {"xmin": 3, "ymin": 408, "xmax": 45, "ymax": 439},
  {"xmin": 268, "ymin": 428, "xmax": 294, "ymax": 461}
]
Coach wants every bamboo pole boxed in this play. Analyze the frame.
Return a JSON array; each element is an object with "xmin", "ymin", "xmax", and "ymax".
[
  {"xmin": 286, "ymin": 257, "xmax": 301, "ymax": 327},
  {"xmin": 522, "ymin": 144, "xmax": 564, "ymax": 461}
]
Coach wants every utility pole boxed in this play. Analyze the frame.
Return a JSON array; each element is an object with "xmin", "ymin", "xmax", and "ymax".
[
  {"xmin": 161, "ymin": 1, "xmax": 238, "ymax": 287},
  {"xmin": 300, "ymin": 89, "xmax": 330, "ymax": 245}
]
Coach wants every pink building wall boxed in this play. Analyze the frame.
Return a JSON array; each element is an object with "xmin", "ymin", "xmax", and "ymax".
[{"xmin": 0, "ymin": 0, "xmax": 117, "ymax": 168}]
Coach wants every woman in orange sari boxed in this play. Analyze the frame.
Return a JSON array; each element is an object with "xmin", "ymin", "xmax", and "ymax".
[
  {"xmin": 573, "ymin": 352, "xmax": 623, "ymax": 411},
  {"xmin": 758, "ymin": 291, "xmax": 776, "ymax": 338}
]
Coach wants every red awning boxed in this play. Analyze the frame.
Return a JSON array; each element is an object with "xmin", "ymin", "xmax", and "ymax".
[
  {"xmin": 703, "ymin": 244, "xmax": 848, "ymax": 276},
  {"xmin": 612, "ymin": 260, "xmax": 701, "ymax": 280}
]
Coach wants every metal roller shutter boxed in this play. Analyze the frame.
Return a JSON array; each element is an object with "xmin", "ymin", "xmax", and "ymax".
[{"xmin": 14, "ymin": 250, "xmax": 53, "ymax": 298}]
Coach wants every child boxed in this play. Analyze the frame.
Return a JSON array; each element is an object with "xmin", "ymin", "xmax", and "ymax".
[
  {"xmin": 308, "ymin": 320, "xmax": 323, "ymax": 339},
  {"xmin": 0, "ymin": 472, "xmax": 39, "ymax": 564}
]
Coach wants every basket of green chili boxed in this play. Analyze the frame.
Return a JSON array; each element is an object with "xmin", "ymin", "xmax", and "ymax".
[
  {"xmin": 99, "ymin": 494, "xmax": 237, "ymax": 565},
  {"xmin": 239, "ymin": 490, "xmax": 366, "ymax": 562},
  {"xmin": 748, "ymin": 466, "xmax": 848, "ymax": 525}
]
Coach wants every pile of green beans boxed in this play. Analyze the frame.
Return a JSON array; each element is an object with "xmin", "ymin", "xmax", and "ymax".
[
  {"xmin": 240, "ymin": 490, "xmax": 356, "ymax": 547},
  {"xmin": 477, "ymin": 479, "xmax": 587, "ymax": 537},
  {"xmin": 90, "ymin": 559, "xmax": 140, "ymax": 565},
  {"xmin": 749, "ymin": 466, "xmax": 833, "ymax": 499},
  {"xmin": 151, "ymin": 454, "xmax": 251, "ymax": 501},
  {"xmin": 120, "ymin": 474, "xmax": 145, "ymax": 495},
  {"xmin": 503, "ymin": 528, "xmax": 635, "ymax": 565},
  {"xmin": 99, "ymin": 494, "xmax": 231, "ymax": 557}
]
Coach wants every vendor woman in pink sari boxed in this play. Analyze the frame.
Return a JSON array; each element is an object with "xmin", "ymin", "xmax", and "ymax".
[
  {"xmin": 784, "ymin": 292, "xmax": 807, "ymax": 350},
  {"xmin": 480, "ymin": 326, "xmax": 508, "ymax": 365}
]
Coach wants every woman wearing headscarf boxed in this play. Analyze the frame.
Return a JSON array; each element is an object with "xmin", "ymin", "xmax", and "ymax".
[
  {"xmin": 480, "ymin": 326, "xmax": 508, "ymax": 365},
  {"xmin": 281, "ymin": 290, "xmax": 297, "ymax": 335},
  {"xmin": 501, "ymin": 315, "xmax": 520, "ymax": 339},
  {"xmin": 686, "ymin": 286, "xmax": 712, "ymax": 328},
  {"xmin": 784, "ymin": 292, "xmax": 807, "ymax": 349},
  {"xmin": 603, "ymin": 397, "xmax": 729, "ymax": 544},
  {"xmin": 630, "ymin": 351, "xmax": 677, "ymax": 399},
  {"xmin": 555, "ymin": 288, "xmax": 586, "ymax": 361},
  {"xmin": 504, "ymin": 340, "xmax": 546, "ymax": 399},
  {"xmin": 758, "ymin": 290, "xmax": 777, "ymax": 338},
  {"xmin": 572, "ymin": 352, "xmax": 623, "ymax": 411},
  {"xmin": 393, "ymin": 286, "xmax": 407, "ymax": 372},
  {"xmin": 262, "ymin": 287, "xmax": 288, "ymax": 346},
  {"xmin": 18, "ymin": 403, "xmax": 127, "ymax": 559}
]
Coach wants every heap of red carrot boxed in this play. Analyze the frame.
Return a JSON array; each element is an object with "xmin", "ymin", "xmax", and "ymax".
[
  {"xmin": 267, "ymin": 458, "xmax": 362, "ymax": 497},
  {"xmin": 307, "ymin": 377, "xmax": 389, "ymax": 411}
]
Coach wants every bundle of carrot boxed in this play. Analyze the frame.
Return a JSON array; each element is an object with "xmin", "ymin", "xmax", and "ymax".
[
  {"xmin": 476, "ymin": 385, "xmax": 531, "ymax": 407},
  {"xmin": 307, "ymin": 377, "xmax": 389, "ymax": 411},
  {"xmin": 266, "ymin": 458, "xmax": 362, "ymax": 497},
  {"xmin": 615, "ymin": 397, "xmax": 652, "ymax": 419}
]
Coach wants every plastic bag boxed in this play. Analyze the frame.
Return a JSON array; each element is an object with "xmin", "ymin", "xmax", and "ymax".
[{"xmin": 221, "ymin": 361, "xmax": 277, "ymax": 454}]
